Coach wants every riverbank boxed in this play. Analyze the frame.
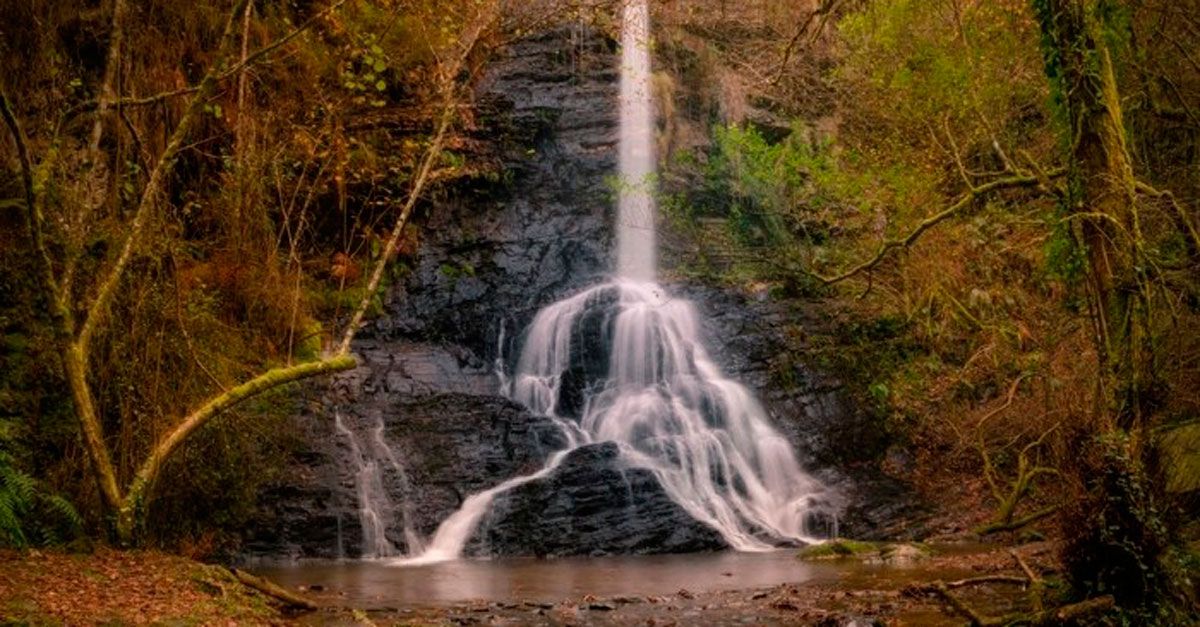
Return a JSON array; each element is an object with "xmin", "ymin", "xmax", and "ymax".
[
  {"xmin": 0, "ymin": 541, "xmax": 1067, "ymax": 625},
  {"xmin": 0, "ymin": 548, "xmax": 281, "ymax": 624}
]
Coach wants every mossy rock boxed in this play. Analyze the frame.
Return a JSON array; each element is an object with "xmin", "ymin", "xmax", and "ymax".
[
  {"xmin": 798, "ymin": 539, "xmax": 933, "ymax": 564},
  {"xmin": 797, "ymin": 539, "xmax": 879, "ymax": 560},
  {"xmin": 1159, "ymin": 423, "xmax": 1200, "ymax": 494},
  {"xmin": 876, "ymin": 542, "xmax": 932, "ymax": 564}
]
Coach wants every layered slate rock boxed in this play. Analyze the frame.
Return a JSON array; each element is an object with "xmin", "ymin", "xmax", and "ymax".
[
  {"xmin": 678, "ymin": 283, "xmax": 929, "ymax": 540},
  {"xmin": 366, "ymin": 26, "xmax": 619, "ymax": 361},
  {"xmin": 473, "ymin": 442, "xmax": 727, "ymax": 557}
]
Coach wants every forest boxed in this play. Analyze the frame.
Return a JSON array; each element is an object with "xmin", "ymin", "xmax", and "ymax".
[{"xmin": 0, "ymin": 0, "xmax": 1197, "ymax": 624}]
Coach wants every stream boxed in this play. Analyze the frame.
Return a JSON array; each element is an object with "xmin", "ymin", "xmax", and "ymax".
[{"xmin": 248, "ymin": 545, "xmax": 1002, "ymax": 611}]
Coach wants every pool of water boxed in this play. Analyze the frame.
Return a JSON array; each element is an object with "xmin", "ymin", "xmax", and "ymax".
[{"xmin": 251, "ymin": 550, "xmax": 846, "ymax": 607}]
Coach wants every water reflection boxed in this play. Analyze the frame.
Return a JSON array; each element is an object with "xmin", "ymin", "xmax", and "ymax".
[{"xmin": 254, "ymin": 551, "xmax": 829, "ymax": 607}]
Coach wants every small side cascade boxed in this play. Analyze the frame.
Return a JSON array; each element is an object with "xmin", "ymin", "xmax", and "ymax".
[{"xmin": 334, "ymin": 411, "xmax": 423, "ymax": 558}]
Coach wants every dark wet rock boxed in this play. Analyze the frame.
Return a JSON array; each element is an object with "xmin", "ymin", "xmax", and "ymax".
[
  {"xmin": 242, "ymin": 23, "xmax": 618, "ymax": 560},
  {"xmin": 389, "ymin": 393, "xmax": 571, "ymax": 542},
  {"xmin": 362, "ymin": 24, "xmax": 619, "ymax": 362},
  {"xmin": 243, "ymin": 21, "xmax": 924, "ymax": 561},
  {"xmin": 473, "ymin": 442, "xmax": 727, "ymax": 557}
]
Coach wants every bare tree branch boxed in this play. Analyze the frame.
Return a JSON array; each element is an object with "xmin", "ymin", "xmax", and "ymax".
[
  {"xmin": 337, "ymin": 3, "xmax": 500, "ymax": 355},
  {"xmin": 0, "ymin": 89, "xmax": 67, "ymax": 328},
  {"xmin": 77, "ymin": 0, "xmax": 252, "ymax": 359},
  {"xmin": 813, "ymin": 170, "xmax": 1065, "ymax": 286}
]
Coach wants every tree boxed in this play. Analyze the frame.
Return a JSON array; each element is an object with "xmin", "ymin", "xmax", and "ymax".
[
  {"xmin": 1033, "ymin": 0, "xmax": 1193, "ymax": 614},
  {"xmin": 1033, "ymin": 0, "xmax": 1150, "ymax": 428},
  {"xmin": 0, "ymin": 0, "xmax": 495, "ymax": 544}
]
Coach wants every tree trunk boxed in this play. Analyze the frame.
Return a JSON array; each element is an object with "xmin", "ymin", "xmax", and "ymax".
[
  {"xmin": 1033, "ymin": 2, "xmax": 1184, "ymax": 613},
  {"xmin": 1033, "ymin": 0, "xmax": 1149, "ymax": 429}
]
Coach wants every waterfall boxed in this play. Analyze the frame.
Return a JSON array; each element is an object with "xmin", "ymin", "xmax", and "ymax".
[
  {"xmin": 616, "ymin": 0, "xmax": 656, "ymax": 282},
  {"xmin": 506, "ymin": 281, "xmax": 830, "ymax": 550},
  {"xmin": 392, "ymin": 0, "xmax": 829, "ymax": 566}
]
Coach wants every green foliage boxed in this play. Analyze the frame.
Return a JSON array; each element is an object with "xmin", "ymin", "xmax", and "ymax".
[
  {"xmin": 1158, "ymin": 423, "xmax": 1200, "ymax": 495},
  {"xmin": 341, "ymin": 34, "xmax": 392, "ymax": 108},
  {"xmin": 702, "ymin": 123, "xmax": 842, "ymax": 248},
  {"xmin": 0, "ymin": 449, "xmax": 82, "ymax": 548},
  {"xmin": 839, "ymin": 0, "xmax": 1043, "ymax": 127},
  {"xmin": 797, "ymin": 538, "xmax": 879, "ymax": 560}
]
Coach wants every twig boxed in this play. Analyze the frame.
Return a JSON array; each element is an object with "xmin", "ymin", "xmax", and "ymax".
[
  {"xmin": 1011, "ymin": 549, "xmax": 1045, "ymax": 612},
  {"xmin": 1135, "ymin": 180, "xmax": 1200, "ymax": 256}
]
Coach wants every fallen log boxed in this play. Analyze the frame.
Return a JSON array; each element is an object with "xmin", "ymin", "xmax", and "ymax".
[{"xmin": 231, "ymin": 568, "xmax": 319, "ymax": 611}]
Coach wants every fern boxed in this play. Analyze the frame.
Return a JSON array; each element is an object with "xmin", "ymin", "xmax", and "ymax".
[
  {"xmin": 36, "ymin": 493, "xmax": 83, "ymax": 545},
  {"xmin": 0, "ymin": 491, "xmax": 27, "ymax": 547},
  {"xmin": 0, "ymin": 449, "xmax": 81, "ymax": 548}
]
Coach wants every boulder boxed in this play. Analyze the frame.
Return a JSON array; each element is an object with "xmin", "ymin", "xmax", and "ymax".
[{"xmin": 473, "ymin": 442, "xmax": 727, "ymax": 557}]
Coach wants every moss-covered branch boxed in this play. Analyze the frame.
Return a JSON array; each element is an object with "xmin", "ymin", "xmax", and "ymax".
[
  {"xmin": 118, "ymin": 354, "xmax": 357, "ymax": 540},
  {"xmin": 813, "ymin": 170, "xmax": 1064, "ymax": 286}
]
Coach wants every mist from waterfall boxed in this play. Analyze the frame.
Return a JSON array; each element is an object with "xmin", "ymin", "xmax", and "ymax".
[{"xmin": 392, "ymin": 0, "xmax": 829, "ymax": 566}]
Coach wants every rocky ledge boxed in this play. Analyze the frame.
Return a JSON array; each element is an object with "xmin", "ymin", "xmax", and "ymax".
[{"xmin": 474, "ymin": 442, "xmax": 727, "ymax": 557}]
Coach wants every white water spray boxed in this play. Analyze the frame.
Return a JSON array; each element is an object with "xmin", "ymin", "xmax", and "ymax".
[
  {"xmin": 507, "ymin": 281, "xmax": 830, "ymax": 550},
  {"xmin": 393, "ymin": 0, "xmax": 829, "ymax": 565}
]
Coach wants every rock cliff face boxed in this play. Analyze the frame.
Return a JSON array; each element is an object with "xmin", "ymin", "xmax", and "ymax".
[
  {"xmin": 241, "ymin": 23, "xmax": 922, "ymax": 561},
  {"xmin": 370, "ymin": 27, "xmax": 619, "ymax": 362}
]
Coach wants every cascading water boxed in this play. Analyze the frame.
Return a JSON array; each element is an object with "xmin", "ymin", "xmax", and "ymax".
[
  {"xmin": 393, "ymin": 0, "xmax": 829, "ymax": 565},
  {"xmin": 335, "ymin": 411, "xmax": 423, "ymax": 559},
  {"xmin": 505, "ymin": 281, "xmax": 831, "ymax": 550}
]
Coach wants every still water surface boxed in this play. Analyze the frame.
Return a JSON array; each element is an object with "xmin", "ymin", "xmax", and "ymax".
[{"xmin": 253, "ymin": 551, "xmax": 843, "ymax": 607}]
